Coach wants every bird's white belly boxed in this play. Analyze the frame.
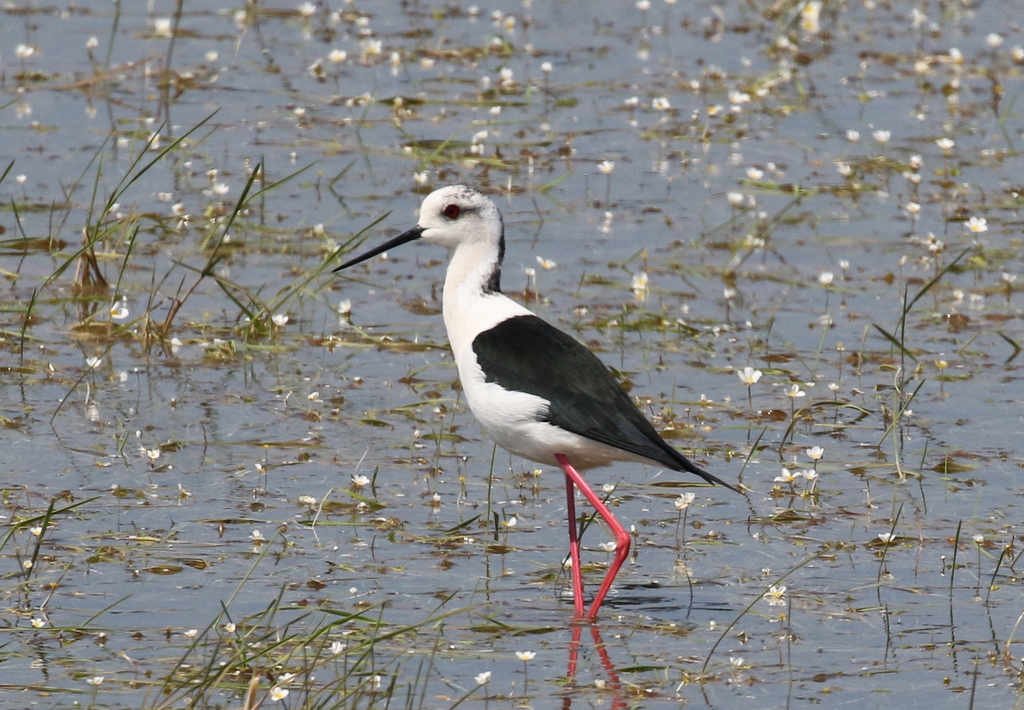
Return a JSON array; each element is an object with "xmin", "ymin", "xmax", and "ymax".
[{"xmin": 459, "ymin": 361, "xmax": 645, "ymax": 471}]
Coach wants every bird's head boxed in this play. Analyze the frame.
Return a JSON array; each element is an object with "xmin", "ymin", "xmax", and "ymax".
[{"xmin": 334, "ymin": 185, "xmax": 503, "ymax": 272}]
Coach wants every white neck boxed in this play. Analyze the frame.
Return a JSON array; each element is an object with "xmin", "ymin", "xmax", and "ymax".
[{"xmin": 442, "ymin": 241, "xmax": 532, "ymax": 358}]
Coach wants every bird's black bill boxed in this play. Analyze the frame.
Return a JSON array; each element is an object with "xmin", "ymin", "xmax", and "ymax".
[{"xmin": 333, "ymin": 225, "xmax": 426, "ymax": 272}]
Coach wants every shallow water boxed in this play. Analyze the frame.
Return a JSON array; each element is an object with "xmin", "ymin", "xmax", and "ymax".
[{"xmin": 2, "ymin": 1, "xmax": 1024, "ymax": 708}]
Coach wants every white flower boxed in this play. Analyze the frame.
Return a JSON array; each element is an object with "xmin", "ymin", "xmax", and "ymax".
[
  {"xmin": 351, "ymin": 474, "xmax": 370, "ymax": 488},
  {"xmin": 800, "ymin": 1, "xmax": 821, "ymax": 33},
  {"xmin": 597, "ymin": 160, "xmax": 615, "ymax": 174},
  {"xmin": 250, "ymin": 530, "xmax": 265, "ymax": 541},
  {"xmin": 516, "ymin": 651, "xmax": 536, "ymax": 661},
  {"xmin": 597, "ymin": 541, "xmax": 617, "ymax": 552},
  {"xmin": 764, "ymin": 585, "xmax": 787, "ymax": 605},
  {"xmin": 818, "ymin": 272, "xmax": 834, "ymax": 286},
  {"xmin": 297, "ymin": 1, "xmax": 317, "ymax": 16},
  {"xmin": 183, "ymin": 628, "xmax": 198, "ymax": 638},
  {"xmin": 85, "ymin": 676, "xmax": 104, "ymax": 686},
  {"xmin": 728, "ymin": 90, "xmax": 751, "ymax": 105},
  {"xmin": 727, "ymin": 191, "xmax": 744, "ymax": 206},
  {"xmin": 774, "ymin": 467, "xmax": 796, "ymax": 484},
  {"xmin": 631, "ymin": 271, "xmax": 649, "ymax": 296},
  {"xmin": 536, "ymin": 256, "xmax": 556, "ymax": 269},
  {"xmin": 271, "ymin": 313, "xmax": 289, "ymax": 326},
  {"xmin": 540, "ymin": 61, "xmax": 553, "ymax": 73},
  {"xmin": 474, "ymin": 671, "xmax": 491, "ymax": 685},
  {"xmin": 785, "ymin": 384, "xmax": 805, "ymax": 398},
  {"xmin": 746, "ymin": 167, "xmax": 763, "ymax": 180},
  {"xmin": 986, "ymin": 33, "xmax": 1003, "ymax": 48},
  {"xmin": 15, "ymin": 44, "xmax": 36, "ymax": 58},
  {"xmin": 30, "ymin": 526, "xmax": 42, "ymax": 536},
  {"xmin": 85, "ymin": 356, "xmax": 102, "ymax": 369},
  {"xmin": 651, "ymin": 96, "xmax": 671, "ymax": 111},
  {"xmin": 730, "ymin": 656, "xmax": 744, "ymax": 668},
  {"xmin": 877, "ymin": 532, "xmax": 895, "ymax": 544},
  {"xmin": 338, "ymin": 299, "xmax": 352, "ymax": 316},
  {"xmin": 936, "ymin": 137, "xmax": 954, "ymax": 151},
  {"xmin": 674, "ymin": 492, "xmax": 696, "ymax": 510},
  {"xmin": 973, "ymin": 534, "xmax": 985, "ymax": 544},
  {"xmin": 270, "ymin": 686, "xmax": 289, "ymax": 702},
  {"xmin": 806, "ymin": 446, "xmax": 824, "ymax": 461},
  {"xmin": 504, "ymin": 516, "xmax": 517, "ymax": 528},
  {"xmin": 328, "ymin": 49, "xmax": 347, "ymax": 63},
  {"xmin": 153, "ymin": 18, "xmax": 173, "ymax": 36},
  {"xmin": 737, "ymin": 366, "xmax": 762, "ymax": 385},
  {"xmin": 872, "ymin": 130, "xmax": 891, "ymax": 144},
  {"xmin": 846, "ymin": 129, "xmax": 860, "ymax": 142},
  {"xmin": 31, "ymin": 617, "xmax": 46, "ymax": 628},
  {"xmin": 331, "ymin": 640, "xmax": 347, "ymax": 655},
  {"xmin": 224, "ymin": 622, "xmax": 236, "ymax": 633},
  {"xmin": 905, "ymin": 202, "xmax": 920, "ymax": 215},
  {"xmin": 835, "ymin": 161, "xmax": 852, "ymax": 177},
  {"xmin": 965, "ymin": 216, "xmax": 988, "ymax": 233}
]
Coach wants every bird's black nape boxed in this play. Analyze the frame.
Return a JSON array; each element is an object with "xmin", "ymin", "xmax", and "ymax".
[
  {"xmin": 482, "ymin": 230, "xmax": 505, "ymax": 294},
  {"xmin": 334, "ymin": 225, "xmax": 426, "ymax": 272}
]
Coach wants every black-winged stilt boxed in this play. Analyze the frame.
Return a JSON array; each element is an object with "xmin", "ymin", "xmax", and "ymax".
[{"xmin": 335, "ymin": 185, "xmax": 738, "ymax": 619}]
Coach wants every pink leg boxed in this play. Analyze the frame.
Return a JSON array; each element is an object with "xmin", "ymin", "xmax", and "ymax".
[
  {"xmin": 564, "ymin": 470, "xmax": 585, "ymax": 616},
  {"xmin": 555, "ymin": 453, "xmax": 631, "ymax": 619}
]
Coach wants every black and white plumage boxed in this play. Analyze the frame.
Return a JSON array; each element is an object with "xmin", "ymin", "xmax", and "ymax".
[{"xmin": 335, "ymin": 185, "xmax": 737, "ymax": 619}]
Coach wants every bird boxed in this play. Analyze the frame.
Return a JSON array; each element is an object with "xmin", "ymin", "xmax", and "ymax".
[{"xmin": 334, "ymin": 185, "xmax": 738, "ymax": 619}]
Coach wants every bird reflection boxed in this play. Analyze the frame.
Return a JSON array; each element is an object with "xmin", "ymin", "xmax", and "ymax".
[{"xmin": 563, "ymin": 623, "xmax": 625, "ymax": 710}]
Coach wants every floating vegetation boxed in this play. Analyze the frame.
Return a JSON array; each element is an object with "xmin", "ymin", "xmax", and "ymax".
[{"xmin": 1, "ymin": 2, "xmax": 1023, "ymax": 708}]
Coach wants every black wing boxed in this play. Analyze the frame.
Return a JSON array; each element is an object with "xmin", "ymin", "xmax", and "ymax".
[{"xmin": 471, "ymin": 315, "xmax": 736, "ymax": 491}]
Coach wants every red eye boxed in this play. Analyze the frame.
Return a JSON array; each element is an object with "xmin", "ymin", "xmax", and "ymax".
[{"xmin": 442, "ymin": 203, "xmax": 461, "ymax": 219}]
